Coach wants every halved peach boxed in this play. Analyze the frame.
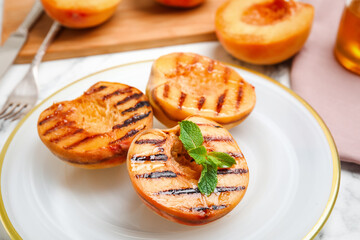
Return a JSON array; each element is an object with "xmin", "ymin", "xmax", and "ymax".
[
  {"xmin": 37, "ymin": 81, "xmax": 152, "ymax": 169},
  {"xmin": 215, "ymin": 0, "xmax": 314, "ymax": 65},
  {"xmin": 155, "ymin": 0, "xmax": 205, "ymax": 8},
  {"xmin": 127, "ymin": 116, "xmax": 249, "ymax": 225},
  {"xmin": 146, "ymin": 52, "xmax": 256, "ymax": 129},
  {"xmin": 41, "ymin": 0, "xmax": 121, "ymax": 28}
]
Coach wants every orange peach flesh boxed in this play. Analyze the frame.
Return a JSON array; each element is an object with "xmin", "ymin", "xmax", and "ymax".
[
  {"xmin": 215, "ymin": 0, "xmax": 314, "ymax": 65},
  {"xmin": 41, "ymin": 0, "xmax": 121, "ymax": 28}
]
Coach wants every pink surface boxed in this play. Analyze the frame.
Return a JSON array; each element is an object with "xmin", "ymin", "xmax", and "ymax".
[{"xmin": 291, "ymin": 0, "xmax": 360, "ymax": 163}]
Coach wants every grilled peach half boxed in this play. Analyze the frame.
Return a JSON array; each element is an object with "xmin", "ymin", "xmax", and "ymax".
[
  {"xmin": 127, "ymin": 116, "xmax": 249, "ymax": 225},
  {"xmin": 215, "ymin": 0, "xmax": 314, "ymax": 64},
  {"xmin": 146, "ymin": 52, "xmax": 256, "ymax": 129},
  {"xmin": 37, "ymin": 81, "xmax": 153, "ymax": 169},
  {"xmin": 155, "ymin": 0, "xmax": 205, "ymax": 8}
]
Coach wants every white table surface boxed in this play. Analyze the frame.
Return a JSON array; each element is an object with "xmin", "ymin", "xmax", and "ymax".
[{"xmin": 0, "ymin": 35, "xmax": 359, "ymax": 240}]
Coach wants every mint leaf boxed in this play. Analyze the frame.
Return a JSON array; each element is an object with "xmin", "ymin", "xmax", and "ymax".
[
  {"xmin": 207, "ymin": 155, "xmax": 224, "ymax": 167},
  {"xmin": 208, "ymin": 152, "xmax": 236, "ymax": 167},
  {"xmin": 179, "ymin": 121, "xmax": 203, "ymax": 151},
  {"xmin": 198, "ymin": 164, "xmax": 218, "ymax": 196},
  {"xmin": 188, "ymin": 146, "xmax": 207, "ymax": 165},
  {"xmin": 178, "ymin": 120, "xmax": 237, "ymax": 196}
]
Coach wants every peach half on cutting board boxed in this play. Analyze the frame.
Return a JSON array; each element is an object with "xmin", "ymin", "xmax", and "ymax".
[
  {"xmin": 215, "ymin": 0, "xmax": 314, "ymax": 65},
  {"xmin": 127, "ymin": 116, "xmax": 249, "ymax": 225},
  {"xmin": 37, "ymin": 82, "xmax": 152, "ymax": 169},
  {"xmin": 155, "ymin": 0, "xmax": 205, "ymax": 8},
  {"xmin": 41, "ymin": 0, "xmax": 122, "ymax": 28},
  {"xmin": 146, "ymin": 52, "xmax": 256, "ymax": 129}
]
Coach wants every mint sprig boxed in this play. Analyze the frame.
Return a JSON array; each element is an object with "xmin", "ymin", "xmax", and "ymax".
[{"xmin": 179, "ymin": 120, "xmax": 236, "ymax": 196}]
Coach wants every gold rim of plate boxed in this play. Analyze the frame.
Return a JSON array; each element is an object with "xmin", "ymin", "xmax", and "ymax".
[{"xmin": 0, "ymin": 60, "xmax": 340, "ymax": 240}]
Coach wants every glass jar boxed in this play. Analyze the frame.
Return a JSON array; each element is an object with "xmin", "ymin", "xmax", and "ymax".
[{"xmin": 334, "ymin": 0, "xmax": 360, "ymax": 75}]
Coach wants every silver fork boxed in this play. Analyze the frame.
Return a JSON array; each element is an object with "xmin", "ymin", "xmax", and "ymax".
[{"xmin": 0, "ymin": 21, "xmax": 61, "ymax": 122}]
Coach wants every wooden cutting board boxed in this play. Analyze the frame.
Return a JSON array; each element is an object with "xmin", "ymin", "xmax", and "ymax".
[{"xmin": 2, "ymin": 0, "xmax": 227, "ymax": 64}]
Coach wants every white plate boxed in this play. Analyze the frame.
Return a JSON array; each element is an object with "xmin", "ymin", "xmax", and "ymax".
[{"xmin": 0, "ymin": 60, "xmax": 339, "ymax": 240}]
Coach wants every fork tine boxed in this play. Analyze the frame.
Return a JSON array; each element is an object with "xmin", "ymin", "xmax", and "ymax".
[
  {"xmin": 0, "ymin": 103, "xmax": 18, "ymax": 119},
  {"xmin": 4, "ymin": 104, "xmax": 27, "ymax": 121},
  {"xmin": 0, "ymin": 103, "xmax": 13, "ymax": 116}
]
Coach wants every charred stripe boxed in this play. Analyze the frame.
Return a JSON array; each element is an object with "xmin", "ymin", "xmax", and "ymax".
[
  {"xmin": 191, "ymin": 205, "xmax": 228, "ymax": 212},
  {"xmin": 135, "ymin": 139, "xmax": 166, "ymax": 145},
  {"xmin": 64, "ymin": 134, "xmax": 103, "ymax": 150},
  {"xmin": 50, "ymin": 128, "xmax": 84, "ymax": 143},
  {"xmin": 178, "ymin": 92, "xmax": 187, "ymax": 109},
  {"xmin": 156, "ymin": 186, "xmax": 245, "ymax": 195},
  {"xmin": 43, "ymin": 120, "xmax": 75, "ymax": 136},
  {"xmin": 131, "ymin": 154, "xmax": 168, "ymax": 162},
  {"xmin": 121, "ymin": 101, "xmax": 150, "ymax": 115},
  {"xmin": 216, "ymin": 90, "xmax": 227, "ymax": 114},
  {"xmin": 116, "ymin": 93, "xmax": 143, "ymax": 106},
  {"xmin": 163, "ymin": 83, "xmax": 170, "ymax": 98},
  {"xmin": 197, "ymin": 96, "xmax": 206, "ymax": 110},
  {"xmin": 227, "ymin": 152, "xmax": 243, "ymax": 158},
  {"xmin": 203, "ymin": 136, "xmax": 233, "ymax": 142},
  {"xmin": 109, "ymin": 126, "xmax": 145, "ymax": 145},
  {"xmin": 217, "ymin": 168, "xmax": 248, "ymax": 175},
  {"xmin": 38, "ymin": 109, "xmax": 74, "ymax": 126},
  {"xmin": 236, "ymin": 82, "xmax": 244, "ymax": 109},
  {"xmin": 85, "ymin": 85, "xmax": 107, "ymax": 95},
  {"xmin": 223, "ymin": 67, "xmax": 231, "ymax": 84},
  {"xmin": 207, "ymin": 59, "xmax": 215, "ymax": 73},
  {"xmin": 196, "ymin": 123, "xmax": 222, "ymax": 128},
  {"xmin": 113, "ymin": 111, "xmax": 151, "ymax": 130},
  {"xmin": 215, "ymin": 186, "xmax": 246, "ymax": 193},
  {"xmin": 102, "ymin": 87, "xmax": 132, "ymax": 100},
  {"xmin": 135, "ymin": 170, "xmax": 177, "ymax": 179}
]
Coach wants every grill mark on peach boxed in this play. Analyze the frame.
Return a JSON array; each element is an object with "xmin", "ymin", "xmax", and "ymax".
[
  {"xmin": 112, "ymin": 111, "xmax": 151, "ymax": 130},
  {"xmin": 196, "ymin": 123, "xmax": 222, "ymax": 128},
  {"xmin": 163, "ymin": 84, "xmax": 170, "ymax": 98},
  {"xmin": 115, "ymin": 93, "xmax": 143, "ymax": 106},
  {"xmin": 38, "ymin": 109, "xmax": 74, "ymax": 126},
  {"xmin": 236, "ymin": 82, "xmax": 244, "ymax": 109},
  {"xmin": 197, "ymin": 96, "xmax": 206, "ymax": 110},
  {"xmin": 156, "ymin": 186, "xmax": 245, "ymax": 195},
  {"xmin": 135, "ymin": 170, "xmax": 177, "ymax": 179},
  {"xmin": 207, "ymin": 59, "xmax": 215, "ymax": 73},
  {"xmin": 191, "ymin": 55, "xmax": 200, "ymax": 65},
  {"xmin": 223, "ymin": 67, "xmax": 231, "ymax": 84},
  {"xmin": 121, "ymin": 101, "xmax": 150, "ymax": 115},
  {"xmin": 190, "ymin": 205, "xmax": 228, "ymax": 212},
  {"xmin": 50, "ymin": 128, "xmax": 84, "ymax": 143},
  {"xmin": 85, "ymin": 85, "xmax": 107, "ymax": 95},
  {"xmin": 216, "ymin": 90, "xmax": 227, "ymax": 114},
  {"xmin": 178, "ymin": 92, "xmax": 187, "ymax": 109},
  {"xmin": 227, "ymin": 152, "xmax": 244, "ymax": 158},
  {"xmin": 109, "ymin": 126, "xmax": 145, "ymax": 145},
  {"xmin": 217, "ymin": 168, "xmax": 248, "ymax": 175},
  {"xmin": 175, "ymin": 53, "xmax": 184, "ymax": 75},
  {"xmin": 203, "ymin": 136, "xmax": 233, "ymax": 142},
  {"xmin": 102, "ymin": 87, "xmax": 132, "ymax": 100},
  {"xmin": 135, "ymin": 139, "xmax": 166, "ymax": 145},
  {"xmin": 131, "ymin": 154, "xmax": 168, "ymax": 162},
  {"xmin": 43, "ymin": 120, "xmax": 75, "ymax": 136},
  {"xmin": 64, "ymin": 133, "xmax": 104, "ymax": 150},
  {"xmin": 215, "ymin": 186, "xmax": 246, "ymax": 192}
]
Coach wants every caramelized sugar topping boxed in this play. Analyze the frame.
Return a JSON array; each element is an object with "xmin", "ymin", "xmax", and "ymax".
[{"xmin": 241, "ymin": 0, "xmax": 296, "ymax": 25}]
